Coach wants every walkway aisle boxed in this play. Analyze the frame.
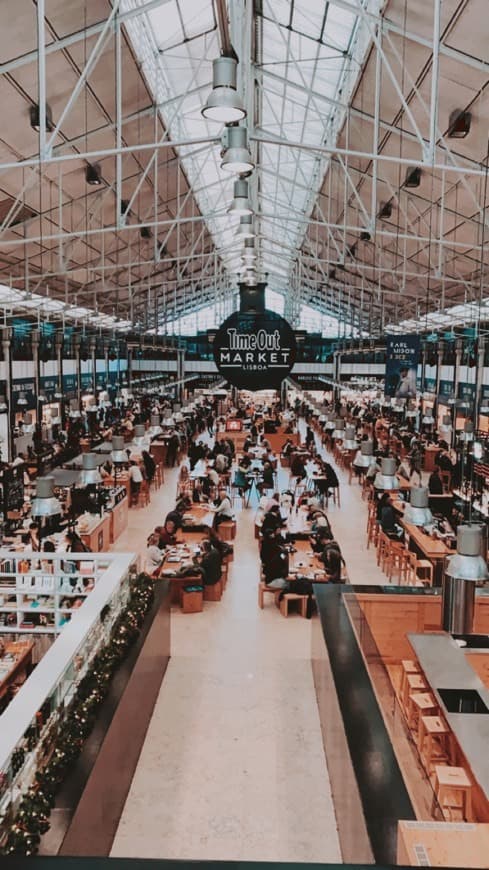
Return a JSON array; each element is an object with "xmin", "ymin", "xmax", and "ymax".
[
  {"xmin": 110, "ymin": 463, "xmax": 341, "ymax": 862},
  {"xmin": 306, "ymin": 424, "xmax": 388, "ymax": 587}
]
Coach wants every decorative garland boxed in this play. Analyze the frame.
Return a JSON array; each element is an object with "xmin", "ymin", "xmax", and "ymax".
[{"xmin": 2, "ymin": 572, "xmax": 155, "ymax": 855}]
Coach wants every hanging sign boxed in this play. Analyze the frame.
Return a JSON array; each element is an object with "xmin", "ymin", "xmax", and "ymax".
[
  {"xmin": 213, "ymin": 309, "xmax": 297, "ymax": 391},
  {"xmin": 385, "ymin": 334, "xmax": 420, "ymax": 398}
]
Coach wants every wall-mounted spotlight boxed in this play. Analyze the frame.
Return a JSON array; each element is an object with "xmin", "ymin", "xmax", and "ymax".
[
  {"xmin": 30, "ymin": 103, "xmax": 54, "ymax": 132},
  {"xmin": 448, "ymin": 109, "xmax": 471, "ymax": 139},
  {"xmin": 85, "ymin": 163, "xmax": 102, "ymax": 185},
  {"xmin": 378, "ymin": 201, "xmax": 393, "ymax": 219},
  {"xmin": 405, "ymin": 167, "xmax": 422, "ymax": 188}
]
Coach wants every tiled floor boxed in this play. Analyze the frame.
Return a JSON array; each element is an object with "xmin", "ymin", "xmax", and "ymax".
[{"xmin": 109, "ymin": 428, "xmax": 387, "ymax": 862}]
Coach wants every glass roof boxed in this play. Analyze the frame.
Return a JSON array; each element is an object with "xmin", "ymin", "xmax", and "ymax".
[{"xmin": 119, "ymin": 0, "xmax": 373, "ymax": 310}]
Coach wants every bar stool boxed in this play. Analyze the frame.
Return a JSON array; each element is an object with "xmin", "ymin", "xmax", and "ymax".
[
  {"xmin": 406, "ymin": 691, "xmax": 437, "ymax": 732},
  {"xmin": 399, "ymin": 659, "xmax": 421, "ymax": 700},
  {"xmin": 376, "ymin": 530, "xmax": 390, "ymax": 569},
  {"xmin": 402, "ymin": 672, "xmax": 427, "ymax": 711},
  {"xmin": 418, "ymin": 716, "xmax": 452, "ymax": 772},
  {"xmin": 433, "ymin": 765, "xmax": 473, "ymax": 822}
]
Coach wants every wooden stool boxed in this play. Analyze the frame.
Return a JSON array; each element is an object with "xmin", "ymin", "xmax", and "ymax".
[
  {"xmin": 385, "ymin": 541, "xmax": 409, "ymax": 583},
  {"xmin": 406, "ymin": 691, "xmax": 437, "ymax": 732},
  {"xmin": 181, "ymin": 587, "xmax": 203, "ymax": 613},
  {"xmin": 408, "ymin": 552, "xmax": 434, "ymax": 586},
  {"xmin": 402, "ymin": 673, "xmax": 427, "ymax": 710},
  {"xmin": 219, "ymin": 521, "xmax": 236, "ymax": 541},
  {"xmin": 400, "ymin": 660, "xmax": 421, "ymax": 699},
  {"xmin": 203, "ymin": 580, "xmax": 223, "ymax": 602},
  {"xmin": 258, "ymin": 581, "xmax": 280, "ymax": 609},
  {"xmin": 418, "ymin": 716, "xmax": 451, "ymax": 772},
  {"xmin": 279, "ymin": 593, "xmax": 308, "ymax": 618},
  {"xmin": 433, "ymin": 765, "xmax": 473, "ymax": 822}
]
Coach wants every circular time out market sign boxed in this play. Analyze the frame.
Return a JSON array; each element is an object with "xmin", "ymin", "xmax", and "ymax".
[{"xmin": 213, "ymin": 309, "xmax": 297, "ymax": 391}]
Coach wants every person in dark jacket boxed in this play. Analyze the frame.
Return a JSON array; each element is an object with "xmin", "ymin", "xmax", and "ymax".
[
  {"xmin": 196, "ymin": 540, "xmax": 222, "ymax": 585},
  {"xmin": 320, "ymin": 541, "xmax": 344, "ymax": 582},
  {"xmin": 428, "ymin": 465, "xmax": 444, "ymax": 495}
]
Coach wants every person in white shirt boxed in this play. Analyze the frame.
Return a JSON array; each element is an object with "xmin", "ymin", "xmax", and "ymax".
[
  {"xmin": 129, "ymin": 460, "xmax": 143, "ymax": 498},
  {"xmin": 145, "ymin": 533, "xmax": 164, "ymax": 575},
  {"xmin": 212, "ymin": 488, "xmax": 234, "ymax": 528}
]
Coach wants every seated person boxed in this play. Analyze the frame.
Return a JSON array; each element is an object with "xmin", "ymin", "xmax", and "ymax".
[
  {"xmin": 155, "ymin": 519, "xmax": 177, "ymax": 548},
  {"xmin": 310, "ymin": 527, "xmax": 333, "ymax": 553},
  {"xmin": 261, "ymin": 504, "xmax": 283, "ymax": 535},
  {"xmin": 145, "ymin": 533, "xmax": 165, "ymax": 575},
  {"xmin": 194, "ymin": 539, "xmax": 222, "ymax": 585},
  {"xmin": 379, "ymin": 496, "xmax": 404, "ymax": 541},
  {"xmin": 211, "ymin": 488, "xmax": 234, "ymax": 527},
  {"xmin": 320, "ymin": 540, "xmax": 344, "ymax": 583},
  {"xmin": 260, "ymin": 528, "xmax": 289, "ymax": 589},
  {"xmin": 428, "ymin": 465, "xmax": 444, "ymax": 495},
  {"xmin": 261, "ymin": 461, "xmax": 275, "ymax": 490}
]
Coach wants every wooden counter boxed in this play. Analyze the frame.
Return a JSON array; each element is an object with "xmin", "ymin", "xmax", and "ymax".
[
  {"xmin": 398, "ymin": 820, "xmax": 489, "ymax": 867},
  {"xmin": 402, "ymin": 520, "xmax": 454, "ymax": 585},
  {"xmin": 78, "ymin": 513, "xmax": 111, "ymax": 552},
  {"xmin": 354, "ymin": 591, "xmax": 489, "ymax": 664},
  {"xmin": 0, "ymin": 640, "xmax": 34, "ymax": 702},
  {"xmin": 109, "ymin": 496, "xmax": 129, "ymax": 543}
]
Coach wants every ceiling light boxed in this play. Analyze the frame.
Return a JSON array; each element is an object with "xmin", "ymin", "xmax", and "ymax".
[
  {"xmin": 221, "ymin": 126, "xmax": 254, "ymax": 174},
  {"xmin": 235, "ymin": 214, "xmax": 254, "ymax": 239},
  {"xmin": 85, "ymin": 163, "xmax": 102, "ymax": 185},
  {"xmin": 0, "ymin": 395, "xmax": 7, "ymax": 412},
  {"xmin": 227, "ymin": 178, "xmax": 252, "ymax": 216},
  {"xmin": 405, "ymin": 167, "xmax": 422, "ymax": 188},
  {"xmin": 30, "ymin": 103, "xmax": 54, "ymax": 132},
  {"xmin": 202, "ymin": 57, "xmax": 246, "ymax": 123},
  {"xmin": 79, "ymin": 452, "xmax": 102, "ymax": 485},
  {"xmin": 445, "ymin": 525, "xmax": 488, "ymax": 582},
  {"xmin": 404, "ymin": 486, "xmax": 433, "ymax": 527},
  {"xmin": 38, "ymin": 392, "xmax": 47, "ymax": 403},
  {"xmin": 448, "ymin": 109, "xmax": 471, "ymax": 138},
  {"xmin": 17, "ymin": 392, "xmax": 28, "ymax": 407},
  {"xmin": 374, "ymin": 457, "xmax": 399, "ymax": 491},
  {"xmin": 31, "ymin": 476, "xmax": 62, "ymax": 518}
]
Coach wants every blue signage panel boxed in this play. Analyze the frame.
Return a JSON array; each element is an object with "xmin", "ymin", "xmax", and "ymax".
[{"xmin": 385, "ymin": 334, "xmax": 420, "ymax": 398}]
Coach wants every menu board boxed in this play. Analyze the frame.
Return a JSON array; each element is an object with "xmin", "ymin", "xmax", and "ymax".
[{"xmin": 3, "ymin": 466, "xmax": 25, "ymax": 513}]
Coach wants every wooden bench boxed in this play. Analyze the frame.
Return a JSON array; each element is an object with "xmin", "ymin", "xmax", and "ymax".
[
  {"xmin": 279, "ymin": 592, "xmax": 308, "ymax": 618},
  {"xmin": 203, "ymin": 580, "xmax": 223, "ymax": 602},
  {"xmin": 181, "ymin": 587, "xmax": 203, "ymax": 613},
  {"xmin": 258, "ymin": 581, "xmax": 280, "ymax": 609},
  {"xmin": 219, "ymin": 520, "xmax": 236, "ymax": 541}
]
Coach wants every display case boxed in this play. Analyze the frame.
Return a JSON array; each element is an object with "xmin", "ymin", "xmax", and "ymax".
[
  {"xmin": 0, "ymin": 551, "xmax": 136, "ymax": 837},
  {"xmin": 0, "ymin": 552, "xmax": 116, "ymax": 634}
]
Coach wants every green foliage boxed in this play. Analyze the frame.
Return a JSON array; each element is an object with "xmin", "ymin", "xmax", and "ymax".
[{"xmin": 2, "ymin": 573, "xmax": 154, "ymax": 855}]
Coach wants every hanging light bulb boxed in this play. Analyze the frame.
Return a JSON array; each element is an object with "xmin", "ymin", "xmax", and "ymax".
[
  {"xmin": 201, "ymin": 57, "xmax": 246, "ymax": 123},
  {"xmin": 227, "ymin": 178, "xmax": 252, "ymax": 216},
  {"xmin": 221, "ymin": 126, "xmax": 254, "ymax": 174},
  {"xmin": 17, "ymin": 392, "xmax": 28, "ymax": 407}
]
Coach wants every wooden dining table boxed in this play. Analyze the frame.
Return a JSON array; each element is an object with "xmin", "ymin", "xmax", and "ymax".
[
  {"xmin": 402, "ymin": 520, "xmax": 454, "ymax": 586},
  {"xmin": 158, "ymin": 533, "xmax": 206, "ymax": 603}
]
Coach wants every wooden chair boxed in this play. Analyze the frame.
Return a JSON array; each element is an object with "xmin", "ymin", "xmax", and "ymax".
[
  {"xmin": 407, "ymin": 551, "xmax": 434, "ymax": 587},
  {"xmin": 385, "ymin": 541, "xmax": 410, "ymax": 584}
]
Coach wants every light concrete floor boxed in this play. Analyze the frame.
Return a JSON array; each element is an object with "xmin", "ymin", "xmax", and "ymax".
[{"xmin": 109, "ymin": 425, "xmax": 387, "ymax": 861}]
